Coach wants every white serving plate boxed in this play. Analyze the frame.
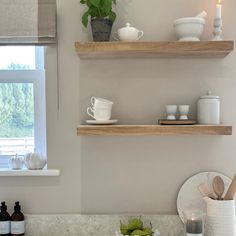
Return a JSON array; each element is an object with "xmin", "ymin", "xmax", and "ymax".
[{"xmin": 177, "ymin": 172, "xmax": 232, "ymax": 223}]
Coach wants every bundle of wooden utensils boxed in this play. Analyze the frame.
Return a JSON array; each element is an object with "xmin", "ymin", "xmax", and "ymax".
[{"xmin": 198, "ymin": 175, "xmax": 236, "ymax": 200}]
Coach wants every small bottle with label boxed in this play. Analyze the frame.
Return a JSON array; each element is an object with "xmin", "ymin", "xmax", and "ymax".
[
  {"xmin": 10, "ymin": 202, "xmax": 24, "ymax": 236},
  {"xmin": 0, "ymin": 202, "xmax": 10, "ymax": 236}
]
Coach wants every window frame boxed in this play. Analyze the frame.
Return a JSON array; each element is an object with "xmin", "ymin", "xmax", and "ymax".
[{"xmin": 0, "ymin": 46, "xmax": 46, "ymax": 167}]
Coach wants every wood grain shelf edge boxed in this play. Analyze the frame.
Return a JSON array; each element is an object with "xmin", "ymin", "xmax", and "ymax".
[
  {"xmin": 77, "ymin": 125, "xmax": 232, "ymax": 136},
  {"xmin": 75, "ymin": 41, "xmax": 234, "ymax": 58}
]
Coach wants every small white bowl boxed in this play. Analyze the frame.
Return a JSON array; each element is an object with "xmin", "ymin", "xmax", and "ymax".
[
  {"xmin": 115, "ymin": 229, "xmax": 160, "ymax": 236},
  {"xmin": 174, "ymin": 17, "xmax": 205, "ymax": 41}
]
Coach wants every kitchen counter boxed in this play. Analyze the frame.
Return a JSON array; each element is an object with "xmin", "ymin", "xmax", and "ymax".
[{"xmin": 25, "ymin": 214, "xmax": 184, "ymax": 236}]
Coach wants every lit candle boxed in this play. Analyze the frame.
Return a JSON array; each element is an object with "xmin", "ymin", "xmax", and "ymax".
[
  {"xmin": 186, "ymin": 218, "xmax": 203, "ymax": 236},
  {"xmin": 216, "ymin": 0, "xmax": 222, "ymax": 18}
]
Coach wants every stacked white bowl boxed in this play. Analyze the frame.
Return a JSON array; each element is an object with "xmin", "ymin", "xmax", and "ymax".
[{"xmin": 204, "ymin": 197, "xmax": 236, "ymax": 236}]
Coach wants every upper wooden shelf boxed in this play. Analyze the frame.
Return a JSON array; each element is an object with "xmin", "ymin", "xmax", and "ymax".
[
  {"xmin": 77, "ymin": 124, "xmax": 232, "ymax": 136},
  {"xmin": 75, "ymin": 41, "xmax": 234, "ymax": 59}
]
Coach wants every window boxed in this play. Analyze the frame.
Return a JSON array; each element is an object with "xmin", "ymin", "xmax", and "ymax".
[{"xmin": 0, "ymin": 46, "xmax": 46, "ymax": 168}]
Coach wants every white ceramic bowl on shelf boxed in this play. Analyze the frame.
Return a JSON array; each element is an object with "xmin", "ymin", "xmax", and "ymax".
[{"xmin": 174, "ymin": 17, "xmax": 205, "ymax": 41}]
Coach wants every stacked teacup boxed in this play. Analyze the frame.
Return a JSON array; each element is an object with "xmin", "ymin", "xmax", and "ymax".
[{"xmin": 87, "ymin": 97, "xmax": 114, "ymax": 121}]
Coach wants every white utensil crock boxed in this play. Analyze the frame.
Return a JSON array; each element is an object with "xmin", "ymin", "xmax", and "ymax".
[
  {"xmin": 197, "ymin": 91, "xmax": 220, "ymax": 124},
  {"xmin": 204, "ymin": 197, "xmax": 236, "ymax": 236}
]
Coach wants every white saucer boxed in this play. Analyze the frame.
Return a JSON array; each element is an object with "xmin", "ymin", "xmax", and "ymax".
[{"xmin": 86, "ymin": 120, "xmax": 118, "ymax": 125}]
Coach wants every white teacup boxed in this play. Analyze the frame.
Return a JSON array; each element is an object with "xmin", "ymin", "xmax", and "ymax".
[
  {"xmin": 90, "ymin": 97, "xmax": 113, "ymax": 109},
  {"xmin": 179, "ymin": 105, "xmax": 190, "ymax": 120},
  {"xmin": 87, "ymin": 107, "xmax": 111, "ymax": 121},
  {"xmin": 166, "ymin": 105, "xmax": 177, "ymax": 120}
]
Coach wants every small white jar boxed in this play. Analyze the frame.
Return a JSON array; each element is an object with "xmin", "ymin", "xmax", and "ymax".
[{"xmin": 197, "ymin": 91, "xmax": 220, "ymax": 124}]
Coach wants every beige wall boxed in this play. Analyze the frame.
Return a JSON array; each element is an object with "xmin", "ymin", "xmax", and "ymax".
[{"xmin": 0, "ymin": 0, "xmax": 236, "ymax": 214}]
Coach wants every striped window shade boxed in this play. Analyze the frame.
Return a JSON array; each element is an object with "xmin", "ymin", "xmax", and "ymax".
[{"xmin": 0, "ymin": 0, "xmax": 57, "ymax": 44}]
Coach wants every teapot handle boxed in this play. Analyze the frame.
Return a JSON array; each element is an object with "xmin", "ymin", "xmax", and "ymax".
[
  {"xmin": 112, "ymin": 32, "xmax": 119, "ymax": 41},
  {"xmin": 137, "ymin": 31, "xmax": 144, "ymax": 40}
]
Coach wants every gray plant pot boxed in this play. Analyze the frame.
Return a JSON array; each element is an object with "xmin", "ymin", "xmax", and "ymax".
[{"xmin": 91, "ymin": 18, "xmax": 113, "ymax": 42}]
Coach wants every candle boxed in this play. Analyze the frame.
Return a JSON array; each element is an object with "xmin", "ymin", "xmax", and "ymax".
[
  {"xmin": 186, "ymin": 218, "xmax": 203, "ymax": 235},
  {"xmin": 216, "ymin": 0, "xmax": 222, "ymax": 18}
]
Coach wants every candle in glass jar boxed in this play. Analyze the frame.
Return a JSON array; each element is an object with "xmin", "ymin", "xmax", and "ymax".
[
  {"xmin": 216, "ymin": 0, "xmax": 222, "ymax": 18},
  {"xmin": 186, "ymin": 218, "xmax": 203, "ymax": 236}
]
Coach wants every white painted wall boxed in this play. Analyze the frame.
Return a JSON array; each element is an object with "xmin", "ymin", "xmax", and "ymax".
[{"xmin": 0, "ymin": 0, "xmax": 236, "ymax": 214}]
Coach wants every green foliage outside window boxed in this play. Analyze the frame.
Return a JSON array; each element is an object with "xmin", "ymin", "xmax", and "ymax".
[{"xmin": 0, "ymin": 83, "xmax": 34, "ymax": 138}]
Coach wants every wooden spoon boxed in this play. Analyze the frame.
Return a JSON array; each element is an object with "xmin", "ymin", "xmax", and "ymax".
[
  {"xmin": 198, "ymin": 183, "xmax": 217, "ymax": 199},
  {"xmin": 213, "ymin": 176, "xmax": 225, "ymax": 200}
]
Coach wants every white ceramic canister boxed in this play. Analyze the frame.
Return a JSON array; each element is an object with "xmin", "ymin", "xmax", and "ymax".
[
  {"xmin": 204, "ymin": 197, "xmax": 236, "ymax": 236},
  {"xmin": 197, "ymin": 91, "xmax": 220, "ymax": 124}
]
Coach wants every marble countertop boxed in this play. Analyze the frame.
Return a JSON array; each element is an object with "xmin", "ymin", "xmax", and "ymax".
[{"xmin": 25, "ymin": 214, "xmax": 184, "ymax": 236}]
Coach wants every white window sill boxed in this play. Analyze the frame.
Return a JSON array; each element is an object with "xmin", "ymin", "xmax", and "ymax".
[{"xmin": 0, "ymin": 169, "xmax": 60, "ymax": 177}]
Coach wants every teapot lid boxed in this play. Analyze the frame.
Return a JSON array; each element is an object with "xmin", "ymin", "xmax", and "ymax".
[
  {"xmin": 120, "ymin": 22, "xmax": 137, "ymax": 30},
  {"xmin": 200, "ymin": 90, "xmax": 220, "ymax": 99}
]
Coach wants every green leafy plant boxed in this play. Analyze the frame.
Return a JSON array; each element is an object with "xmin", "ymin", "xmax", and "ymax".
[{"xmin": 80, "ymin": 0, "xmax": 117, "ymax": 27}]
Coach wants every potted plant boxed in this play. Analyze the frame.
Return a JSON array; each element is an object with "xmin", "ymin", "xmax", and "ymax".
[{"xmin": 80, "ymin": 0, "xmax": 117, "ymax": 42}]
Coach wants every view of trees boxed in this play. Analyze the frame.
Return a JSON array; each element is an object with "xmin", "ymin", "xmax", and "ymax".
[
  {"xmin": 0, "ymin": 83, "xmax": 34, "ymax": 138},
  {"xmin": 0, "ymin": 64, "xmax": 34, "ymax": 138}
]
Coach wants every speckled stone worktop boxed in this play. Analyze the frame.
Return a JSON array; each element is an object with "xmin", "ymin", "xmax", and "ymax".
[{"xmin": 25, "ymin": 215, "xmax": 184, "ymax": 236}]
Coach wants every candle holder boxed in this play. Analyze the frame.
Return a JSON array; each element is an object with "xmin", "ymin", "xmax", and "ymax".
[
  {"xmin": 212, "ymin": 17, "xmax": 222, "ymax": 41},
  {"xmin": 183, "ymin": 211, "xmax": 204, "ymax": 236}
]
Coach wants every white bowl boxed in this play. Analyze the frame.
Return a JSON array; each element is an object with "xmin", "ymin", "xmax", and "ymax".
[
  {"xmin": 116, "ymin": 229, "xmax": 160, "ymax": 236},
  {"xmin": 174, "ymin": 17, "xmax": 205, "ymax": 41}
]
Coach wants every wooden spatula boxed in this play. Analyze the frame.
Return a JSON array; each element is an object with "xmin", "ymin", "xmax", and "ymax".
[
  {"xmin": 198, "ymin": 183, "xmax": 217, "ymax": 199},
  {"xmin": 212, "ymin": 176, "xmax": 225, "ymax": 200},
  {"xmin": 224, "ymin": 175, "xmax": 236, "ymax": 200}
]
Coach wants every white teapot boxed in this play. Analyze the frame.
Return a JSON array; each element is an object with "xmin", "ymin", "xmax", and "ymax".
[
  {"xmin": 25, "ymin": 152, "xmax": 47, "ymax": 170},
  {"xmin": 113, "ymin": 23, "xmax": 144, "ymax": 42},
  {"xmin": 9, "ymin": 154, "xmax": 24, "ymax": 170}
]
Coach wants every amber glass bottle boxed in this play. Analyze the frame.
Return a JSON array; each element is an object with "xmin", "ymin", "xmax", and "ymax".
[
  {"xmin": 10, "ymin": 202, "xmax": 24, "ymax": 236},
  {"xmin": 0, "ymin": 202, "xmax": 10, "ymax": 236}
]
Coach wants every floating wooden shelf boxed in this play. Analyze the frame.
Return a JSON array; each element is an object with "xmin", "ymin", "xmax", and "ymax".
[
  {"xmin": 77, "ymin": 125, "xmax": 232, "ymax": 136},
  {"xmin": 75, "ymin": 41, "xmax": 234, "ymax": 58}
]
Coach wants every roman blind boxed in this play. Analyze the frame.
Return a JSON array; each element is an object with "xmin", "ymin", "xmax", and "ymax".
[{"xmin": 0, "ymin": 0, "xmax": 57, "ymax": 44}]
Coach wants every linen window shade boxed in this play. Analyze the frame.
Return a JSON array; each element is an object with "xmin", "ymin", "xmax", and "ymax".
[{"xmin": 0, "ymin": 0, "xmax": 57, "ymax": 44}]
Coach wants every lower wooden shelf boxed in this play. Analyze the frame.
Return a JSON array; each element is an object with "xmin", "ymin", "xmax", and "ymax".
[{"xmin": 77, "ymin": 125, "xmax": 232, "ymax": 136}]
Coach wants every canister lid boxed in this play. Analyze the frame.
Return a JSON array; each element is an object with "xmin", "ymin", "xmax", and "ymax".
[{"xmin": 200, "ymin": 90, "xmax": 220, "ymax": 99}]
